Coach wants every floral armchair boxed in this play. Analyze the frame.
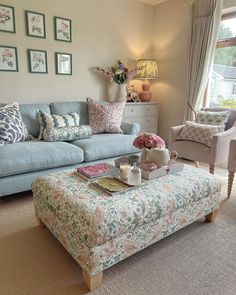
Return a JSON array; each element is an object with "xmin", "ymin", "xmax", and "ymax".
[{"xmin": 169, "ymin": 108, "xmax": 236, "ymax": 174}]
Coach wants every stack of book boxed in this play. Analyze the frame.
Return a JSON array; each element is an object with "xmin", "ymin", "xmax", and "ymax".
[{"xmin": 76, "ymin": 163, "xmax": 119, "ymax": 180}]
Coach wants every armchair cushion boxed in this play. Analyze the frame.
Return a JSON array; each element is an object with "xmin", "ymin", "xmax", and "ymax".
[
  {"xmin": 195, "ymin": 110, "xmax": 231, "ymax": 126},
  {"xmin": 177, "ymin": 121, "xmax": 224, "ymax": 147}
]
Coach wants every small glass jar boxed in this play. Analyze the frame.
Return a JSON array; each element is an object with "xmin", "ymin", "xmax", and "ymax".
[{"xmin": 128, "ymin": 163, "xmax": 141, "ymax": 185}]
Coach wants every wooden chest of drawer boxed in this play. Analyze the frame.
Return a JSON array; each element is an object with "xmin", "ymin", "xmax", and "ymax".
[{"xmin": 123, "ymin": 102, "xmax": 158, "ymax": 134}]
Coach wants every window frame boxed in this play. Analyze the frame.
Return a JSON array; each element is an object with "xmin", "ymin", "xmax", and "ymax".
[
  {"xmin": 216, "ymin": 11, "xmax": 236, "ymax": 48},
  {"xmin": 204, "ymin": 11, "xmax": 236, "ymax": 107}
]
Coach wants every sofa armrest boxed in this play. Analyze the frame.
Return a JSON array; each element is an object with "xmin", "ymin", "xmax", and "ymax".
[
  {"xmin": 121, "ymin": 121, "xmax": 140, "ymax": 135},
  {"xmin": 210, "ymin": 126, "xmax": 236, "ymax": 167},
  {"xmin": 228, "ymin": 138, "xmax": 236, "ymax": 171},
  {"xmin": 169, "ymin": 125, "xmax": 184, "ymax": 150}
]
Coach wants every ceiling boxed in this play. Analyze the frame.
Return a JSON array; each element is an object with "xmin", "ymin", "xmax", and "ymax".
[{"xmin": 138, "ymin": 0, "xmax": 168, "ymax": 6}]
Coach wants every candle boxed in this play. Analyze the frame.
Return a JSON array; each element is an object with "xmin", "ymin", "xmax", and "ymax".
[{"xmin": 120, "ymin": 164, "xmax": 130, "ymax": 179}]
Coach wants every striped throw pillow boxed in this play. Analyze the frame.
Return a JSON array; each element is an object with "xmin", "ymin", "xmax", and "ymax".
[{"xmin": 38, "ymin": 110, "xmax": 80, "ymax": 139}]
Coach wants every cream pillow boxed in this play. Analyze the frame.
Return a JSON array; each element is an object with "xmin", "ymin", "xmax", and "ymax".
[
  {"xmin": 177, "ymin": 121, "xmax": 224, "ymax": 147},
  {"xmin": 195, "ymin": 110, "xmax": 230, "ymax": 126}
]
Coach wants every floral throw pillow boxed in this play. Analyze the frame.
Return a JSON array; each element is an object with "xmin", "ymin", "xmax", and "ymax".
[
  {"xmin": 87, "ymin": 98, "xmax": 125, "ymax": 134},
  {"xmin": 0, "ymin": 102, "xmax": 29, "ymax": 147},
  {"xmin": 177, "ymin": 121, "xmax": 224, "ymax": 147},
  {"xmin": 43, "ymin": 125, "xmax": 92, "ymax": 142},
  {"xmin": 195, "ymin": 110, "xmax": 230, "ymax": 126},
  {"xmin": 37, "ymin": 110, "xmax": 80, "ymax": 139}
]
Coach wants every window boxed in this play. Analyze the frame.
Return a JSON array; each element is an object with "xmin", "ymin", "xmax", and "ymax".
[{"xmin": 208, "ymin": 12, "xmax": 236, "ymax": 109}]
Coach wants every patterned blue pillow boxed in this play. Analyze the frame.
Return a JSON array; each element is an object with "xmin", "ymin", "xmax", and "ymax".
[{"xmin": 0, "ymin": 102, "xmax": 29, "ymax": 146}]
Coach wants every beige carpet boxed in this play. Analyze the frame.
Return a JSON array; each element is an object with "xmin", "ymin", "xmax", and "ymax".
[{"xmin": 0, "ymin": 163, "xmax": 236, "ymax": 295}]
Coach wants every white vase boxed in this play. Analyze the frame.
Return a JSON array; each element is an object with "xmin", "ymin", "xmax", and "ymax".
[
  {"xmin": 108, "ymin": 83, "xmax": 127, "ymax": 102},
  {"xmin": 147, "ymin": 148, "xmax": 171, "ymax": 168}
]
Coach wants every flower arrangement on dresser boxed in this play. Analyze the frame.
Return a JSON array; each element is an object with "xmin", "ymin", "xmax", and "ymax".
[{"xmin": 92, "ymin": 60, "xmax": 142, "ymax": 102}]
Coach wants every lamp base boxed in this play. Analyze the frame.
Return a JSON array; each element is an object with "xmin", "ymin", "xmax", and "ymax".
[
  {"xmin": 139, "ymin": 91, "xmax": 152, "ymax": 102},
  {"xmin": 139, "ymin": 80, "xmax": 152, "ymax": 102}
]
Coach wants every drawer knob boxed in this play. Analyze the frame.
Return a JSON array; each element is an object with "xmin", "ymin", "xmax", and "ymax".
[{"xmin": 131, "ymin": 109, "xmax": 134, "ymax": 112}]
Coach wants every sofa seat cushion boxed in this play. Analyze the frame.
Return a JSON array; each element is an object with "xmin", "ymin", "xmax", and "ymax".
[
  {"xmin": 0, "ymin": 141, "xmax": 84, "ymax": 177},
  {"xmin": 71, "ymin": 134, "xmax": 138, "ymax": 161}
]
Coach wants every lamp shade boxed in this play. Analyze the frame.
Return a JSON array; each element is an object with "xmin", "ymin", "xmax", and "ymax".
[{"xmin": 135, "ymin": 59, "xmax": 158, "ymax": 79}]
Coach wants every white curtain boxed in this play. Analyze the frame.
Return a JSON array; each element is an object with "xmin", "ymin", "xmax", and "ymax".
[{"xmin": 185, "ymin": 0, "xmax": 223, "ymax": 121}]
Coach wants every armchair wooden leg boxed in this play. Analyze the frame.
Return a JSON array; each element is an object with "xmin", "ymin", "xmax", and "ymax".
[
  {"xmin": 205, "ymin": 210, "xmax": 218, "ymax": 222},
  {"xmin": 82, "ymin": 270, "xmax": 103, "ymax": 291},
  {"xmin": 195, "ymin": 161, "xmax": 199, "ymax": 168},
  {"xmin": 228, "ymin": 171, "xmax": 235, "ymax": 198},
  {"xmin": 209, "ymin": 164, "xmax": 215, "ymax": 174}
]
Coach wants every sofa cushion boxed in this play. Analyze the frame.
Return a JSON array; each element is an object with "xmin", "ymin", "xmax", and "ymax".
[
  {"xmin": 50, "ymin": 101, "xmax": 89, "ymax": 125},
  {"xmin": 177, "ymin": 121, "xmax": 224, "ymax": 147},
  {"xmin": 71, "ymin": 134, "xmax": 138, "ymax": 161},
  {"xmin": 20, "ymin": 103, "xmax": 51, "ymax": 137},
  {"xmin": 0, "ymin": 102, "xmax": 29, "ymax": 146},
  {"xmin": 0, "ymin": 141, "xmax": 84, "ymax": 177},
  {"xmin": 38, "ymin": 110, "xmax": 80, "ymax": 139},
  {"xmin": 87, "ymin": 98, "xmax": 125, "ymax": 134},
  {"xmin": 43, "ymin": 125, "xmax": 92, "ymax": 142}
]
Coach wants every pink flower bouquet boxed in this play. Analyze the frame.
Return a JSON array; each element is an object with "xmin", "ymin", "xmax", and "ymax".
[{"xmin": 133, "ymin": 133, "xmax": 166, "ymax": 150}]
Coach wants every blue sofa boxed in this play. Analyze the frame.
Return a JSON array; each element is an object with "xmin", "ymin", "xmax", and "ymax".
[{"xmin": 0, "ymin": 101, "xmax": 139, "ymax": 197}]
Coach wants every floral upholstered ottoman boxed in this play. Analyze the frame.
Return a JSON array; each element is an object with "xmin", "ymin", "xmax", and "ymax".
[{"xmin": 32, "ymin": 165, "xmax": 220, "ymax": 291}]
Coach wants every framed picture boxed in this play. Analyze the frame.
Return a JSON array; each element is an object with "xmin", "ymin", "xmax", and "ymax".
[
  {"xmin": 0, "ymin": 46, "xmax": 18, "ymax": 71},
  {"xmin": 126, "ymin": 84, "xmax": 140, "ymax": 102},
  {"xmin": 28, "ymin": 49, "xmax": 47, "ymax": 73},
  {"xmin": 0, "ymin": 4, "xmax": 15, "ymax": 33},
  {"xmin": 26, "ymin": 10, "xmax": 46, "ymax": 38},
  {"xmin": 54, "ymin": 17, "xmax": 71, "ymax": 42},
  {"xmin": 55, "ymin": 52, "xmax": 72, "ymax": 75}
]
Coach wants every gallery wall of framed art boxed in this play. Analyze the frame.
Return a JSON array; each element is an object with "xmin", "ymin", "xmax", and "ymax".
[{"xmin": 0, "ymin": 5, "xmax": 73, "ymax": 75}]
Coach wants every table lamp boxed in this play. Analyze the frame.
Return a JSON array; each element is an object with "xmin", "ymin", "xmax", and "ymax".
[{"xmin": 135, "ymin": 59, "xmax": 158, "ymax": 102}]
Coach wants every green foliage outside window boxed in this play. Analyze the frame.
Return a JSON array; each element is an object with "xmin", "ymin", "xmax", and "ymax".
[{"xmin": 219, "ymin": 98, "xmax": 236, "ymax": 108}]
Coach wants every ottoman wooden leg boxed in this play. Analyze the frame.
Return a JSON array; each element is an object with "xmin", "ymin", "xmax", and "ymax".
[
  {"xmin": 195, "ymin": 161, "xmax": 199, "ymax": 168},
  {"xmin": 82, "ymin": 270, "xmax": 103, "ymax": 291},
  {"xmin": 228, "ymin": 171, "xmax": 234, "ymax": 198},
  {"xmin": 205, "ymin": 210, "xmax": 218, "ymax": 222},
  {"xmin": 35, "ymin": 213, "xmax": 45, "ymax": 228}
]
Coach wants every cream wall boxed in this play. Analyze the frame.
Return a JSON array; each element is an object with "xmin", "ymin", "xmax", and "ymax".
[
  {"xmin": 152, "ymin": 0, "xmax": 189, "ymax": 142},
  {"xmin": 0, "ymin": 0, "xmax": 153, "ymax": 104}
]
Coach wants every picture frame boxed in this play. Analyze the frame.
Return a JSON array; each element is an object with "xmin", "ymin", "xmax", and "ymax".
[
  {"xmin": 0, "ymin": 4, "xmax": 15, "ymax": 33},
  {"xmin": 0, "ymin": 46, "xmax": 18, "ymax": 72},
  {"xmin": 28, "ymin": 49, "xmax": 47, "ymax": 74},
  {"xmin": 26, "ymin": 10, "xmax": 46, "ymax": 38},
  {"xmin": 126, "ymin": 84, "xmax": 140, "ymax": 102},
  {"xmin": 55, "ymin": 52, "xmax": 72, "ymax": 75},
  {"xmin": 54, "ymin": 17, "xmax": 71, "ymax": 42}
]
